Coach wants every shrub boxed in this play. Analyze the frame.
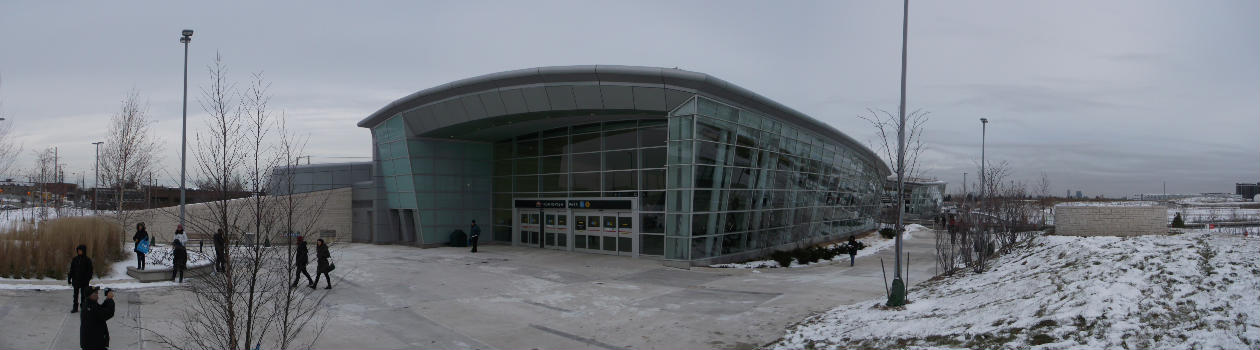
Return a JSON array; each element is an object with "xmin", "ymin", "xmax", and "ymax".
[
  {"xmin": 879, "ymin": 227, "xmax": 898, "ymax": 239},
  {"xmin": 1171, "ymin": 213, "xmax": 1185, "ymax": 228},
  {"xmin": 770, "ymin": 250, "xmax": 794, "ymax": 268},
  {"xmin": 0, "ymin": 216, "xmax": 126, "ymax": 279}
]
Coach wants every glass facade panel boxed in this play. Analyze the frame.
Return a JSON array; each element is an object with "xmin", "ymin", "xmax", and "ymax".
[{"xmin": 664, "ymin": 96, "xmax": 882, "ymax": 261}]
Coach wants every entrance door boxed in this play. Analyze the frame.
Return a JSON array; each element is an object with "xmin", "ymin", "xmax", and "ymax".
[
  {"xmin": 616, "ymin": 212, "xmax": 634, "ymax": 256},
  {"xmin": 543, "ymin": 212, "xmax": 568, "ymax": 250},
  {"xmin": 518, "ymin": 212, "xmax": 540, "ymax": 246},
  {"xmin": 600, "ymin": 214, "xmax": 619, "ymax": 254}
]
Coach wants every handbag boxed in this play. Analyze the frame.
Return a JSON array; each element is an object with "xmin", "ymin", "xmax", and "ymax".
[
  {"xmin": 136, "ymin": 238, "xmax": 151, "ymax": 254},
  {"xmin": 326, "ymin": 259, "xmax": 336, "ymax": 272}
]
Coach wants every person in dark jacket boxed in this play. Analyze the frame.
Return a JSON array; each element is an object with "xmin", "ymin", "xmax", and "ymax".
[
  {"xmin": 212, "ymin": 229, "xmax": 226, "ymax": 272},
  {"xmin": 846, "ymin": 236, "xmax": 863, "ymax": 267},
  {"xmin": 68, "ymin": 245, "xmax": 93, "ymax": 313},
  {"xmin": 469, "ymin": 220, "xmax": 481, "ymax": 253},
  {"xmin": 312, "ymin": 239, "xmax": 332, "ymax": 289},
  {"xmin": 79, "ymin": 287, "xmax": 115, "ymax": 350},
  {"xmin": 171, "ymin": 239, "xmax": 187, "ymax": 283},
  {"xmin": 291, "ymin": 236, "xmax": 313, "ymax": 289},
  {"xmin": 132, "ymin": 222, "xmax": 149, "ymax": 270}
]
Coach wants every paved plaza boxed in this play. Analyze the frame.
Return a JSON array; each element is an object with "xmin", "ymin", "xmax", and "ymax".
[{"xmin": 0, "ymin": 230, "xmax": 938, "ymax": 350}]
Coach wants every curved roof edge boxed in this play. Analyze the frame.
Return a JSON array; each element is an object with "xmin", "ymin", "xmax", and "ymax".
[{"xmin": 358, "ymin": 65, "xmax": 891, "ymax": 176}]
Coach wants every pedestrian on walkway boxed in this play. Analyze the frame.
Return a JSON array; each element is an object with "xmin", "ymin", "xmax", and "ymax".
[
  {"xmin": 171, "ymin": 239, "xmax": 187, "ymax": 283},
  {"xmin": 846, "ymin": 235, "xmax": 861, "ymax": 267},
  {"xmin": 469, "ymin": 220, "xmax": 480, "ymax": 253},
  {"xmin": 132, "ymin": 222, "xmax": 149, "ymax": 270},
  {"xmin": 172, "ymin": 225, "xmax": 188, "ymax": 248},
  {"xmin": 312, "ymin": 239, "xmax": 333, "ymax": 290},
  {"xmin": 292, "ymin": 236, "xmax": 314, "ymax": 288},
  {"xmin": 68, "ymin": 245, "xmax": 93, "ymax": 313},
  {"xmin": 213, "ymin": 228, "xmax": 226, "ymax": 272},
  {"xmin": 79, "ymin": 287, "xmax": 115, "ymax": 350}
]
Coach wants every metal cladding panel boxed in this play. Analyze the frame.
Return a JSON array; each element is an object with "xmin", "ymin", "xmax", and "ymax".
[
  {"xmin": 599, "ymin": 85, "xmax": 635, "ymax": 109},
  {"xmin": 596, "ymin": 65, "xmax": 663, "ymax": 85},
  {"xmin": 545, "ymin": 85, "xmax": 577, "ymax": 111},
  {"xmin": 478, "ymin": 91, "xmax": 507, "ymax": 117},
  {"xmin": 659, "ymin": 69, "xmax": 708, "ymax": 91},
  {"xmin": 537, "ymin": 65, "xmax": 598, "ymax": 83},
  {"xmin": 520, "ymin": 86, "xmax": 551, "ymax": 112},
  {"xmin": 402, "ymin": 109, "xmax": 426, "ymax": 135},
  {"xmin": 632, "ymin": 86, "xmax": 667, "ymax": 111},
  {"xmin": 460, "ymin": 95, "xmax": 488, "ymax": 120},
  {"xmin": 571, "ymin": 84, "xmax": 604, "ymax": 109},
  {"xmin": 499, "ymin": 89, "xmax": 529, "ymax": 115},
  {"xmin": 664, "ymin": 88, "xmax": 695, "ymax": 110},
  {"xmin": 433, "ymin": 99, "xmax": 467, "ymax": 130}
]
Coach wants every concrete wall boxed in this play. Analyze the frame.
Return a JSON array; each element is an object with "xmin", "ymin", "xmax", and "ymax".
[
  {"xmin": 122, "ymin": 188, "xmax": 353, "ymax": 244},
  {"xmin": 1054, "ymin": 206, "xmax": 1167, "ymax": 236}
]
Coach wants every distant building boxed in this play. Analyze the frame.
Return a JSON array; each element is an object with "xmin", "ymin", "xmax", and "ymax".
[
  {"xmin": 1075, "ymin": 191, "xmax": 1083, "ymax": 199},
  {"xmin": 1237, "ymin": 183, "xmax": 1259, "ymax": 201}
]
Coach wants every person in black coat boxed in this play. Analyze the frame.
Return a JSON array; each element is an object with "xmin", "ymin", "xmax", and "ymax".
[
  {"xmin": 846, "ymin": 235, "xmax": 862, "ymax": 267},
  {"xmin": 212, "ymin": 228, "xmax": 226, "ymax": 272},
  {"xmin": 68, "ymin": 245, "xmax": 93, "ymax": 313},
  {"xmin": 312, "ymin": 239, "xmax": 332, "ymax": 290},
  {"xmin": 79, "ymin": 287, "xmax": 115, "ymax": 350},
  {"xmin": 132, "ymin": 222, "xmax": 149, "ymax": 270},
  {"xmin": 171, "ymin": 239, "xmax": 187, "ymax": 283},
  {"xmin": 291, "ymin": 236, "xmax": 313, "ymax": 288},
  {"xmin": 469, "ymin": 220, "xmax": 481, "ymax": 253}
]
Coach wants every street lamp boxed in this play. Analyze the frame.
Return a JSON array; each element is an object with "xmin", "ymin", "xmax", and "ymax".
[
  {"xmin": 888, "ymin": 0, "xmax": 910, "ymax": 307},
  {"xmin": 92, "ymin": 141, "xmax": 102, "ymax": 212},
  {"xmin": 980, "ymin": 118, "xmax": 988, "ymax": 200},
  {"xmin": 179, "ymin": 29, "xmax": 193, "ymax": 229}
]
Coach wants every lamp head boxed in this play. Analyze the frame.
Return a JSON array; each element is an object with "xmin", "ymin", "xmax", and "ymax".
[
  {"xmin": 182, "ymin": 29, "xmax": 194, "ymax": 37},
  {"xmin": 980, "ymin": 118, "xmax": 988, "ymax": 124}
]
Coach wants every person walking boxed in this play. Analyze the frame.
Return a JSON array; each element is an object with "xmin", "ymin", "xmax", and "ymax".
[
  {"xmin": 292, "ymin": 236, "xmax": 314, "ymax": 289},
  {"xmin": 469, "ymin": 220, "xmax": 481, "ymax": 253},
  {"xmin": 846, "ymin": 235, "xmax": 861, "ymax": 267},
  {"xmin": 132, "ymin": 222, "xmax": 150, "ymax": 270},
  {"xmin": 213, "ymin": 228, "xmax": 226, "ymax": 272},
  {"xmin": 67, "ymin": 245, "xmax": 93, "ymax": 313},
  {"xmin": 172, "ymin": 225, "xmax": 188, "ymax": 248},
  {"xmin": 79, "ymin": 287, "xmax": 115, "ymax": 350},
  {"xmin": 171, "ymin": 239, "xmax": 187, "ymax": 283},
  {"xmin": 312, "ymin": 239, "xmax": 333, "ymax": 290}
]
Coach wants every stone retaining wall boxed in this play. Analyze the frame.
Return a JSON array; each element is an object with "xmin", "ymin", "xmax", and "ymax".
[{"xmin": 1054, "ymin": 206, "xmax": 1167, "ymax": 236}]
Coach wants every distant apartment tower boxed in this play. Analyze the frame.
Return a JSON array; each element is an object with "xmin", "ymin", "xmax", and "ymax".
[
  {"xmin": 1075, "ymin": 191, "xmax": 1083, "ymax": 199},
  {"xmin": 1066, "ymin": 189, "xmax": 1071, "ymax": 198},
  {"xmin": 1238, "ymin": 182, "xmax": 1260, "ymax": 201}
]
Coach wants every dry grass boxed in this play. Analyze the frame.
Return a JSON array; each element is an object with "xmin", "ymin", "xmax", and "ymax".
[{"xmin": 0, "ymin": 216, "xmax": 126, "ymax": 279}]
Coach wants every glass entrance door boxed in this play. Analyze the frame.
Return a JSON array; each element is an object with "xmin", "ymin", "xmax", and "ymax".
[
  {"xmin": 518, "ymin": 212, "xmax": 540, "ymax": 246},
  {"xmin": 616, "ymin": 212, "xmax": 634, "ymax": 256},
  {"xmin": 543, "ymin": 212, "xmax": 568, "ymax": 250}
]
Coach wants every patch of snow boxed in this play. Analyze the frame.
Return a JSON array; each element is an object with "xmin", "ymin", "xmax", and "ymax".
[
  {"xmin": 1056, "ymin": 201, "xmax": 1161, "ymax": 207},
  {"xmin": 773, "ymin": 230, "xmax": 1259, "ymax": 349}
]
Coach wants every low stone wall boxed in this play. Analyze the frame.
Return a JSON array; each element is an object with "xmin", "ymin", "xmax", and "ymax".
[
  {"xmin": 126, "ymin": 263, "xmax": 214, "ymax": 283},
  {"xmin": 1054, "ymin": 206, "xmax": 1167, "ymax": 236}
]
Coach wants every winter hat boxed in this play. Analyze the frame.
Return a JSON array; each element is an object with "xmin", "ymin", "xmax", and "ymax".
[{"xmin": 76, "ymin": 244, "xmax": 87, "ymax": 253}]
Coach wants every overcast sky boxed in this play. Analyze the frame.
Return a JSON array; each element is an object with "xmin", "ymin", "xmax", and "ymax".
[{"xmin": 1, "ymin": 0, "xmax": 1257, "ymax": 197}]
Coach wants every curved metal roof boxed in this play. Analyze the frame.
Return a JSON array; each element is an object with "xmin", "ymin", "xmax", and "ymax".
[{"xmin": 358, "ymin": 65, "xmax": 890, "ymax": 176}]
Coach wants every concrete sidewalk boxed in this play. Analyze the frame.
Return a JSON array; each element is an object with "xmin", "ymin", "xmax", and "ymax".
[{"xmin": 0, "ymin": 229, "xmax": 941, "ymax": 350}]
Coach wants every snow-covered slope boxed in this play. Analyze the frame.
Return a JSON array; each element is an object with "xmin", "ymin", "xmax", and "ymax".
[{"xmin": 773, "ymin": 231, "xmax": 1259, "ymax": 349}]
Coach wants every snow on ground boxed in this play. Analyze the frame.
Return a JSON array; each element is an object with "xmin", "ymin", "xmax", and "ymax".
[
  {"xmin": 1056, "ymin": 201, "xmax": 1161, "ymax": 207},
  {"xmin": 0, "ymin": 207, "xmax": 93, "ymax": 230},
  {"xmin": 773, "ymin": 230, "xmax": 1259, "ymax": 349},
  {"xmin": 1170, "ymin": 207, "xmax": 1260, "ymax": 223},
  {"xmin": 1173, "ymin": 196, "xmax": 1247, "ymax": 205},
  {"xmin": 709, "ymin": 224, "xmax": 928, "ymax": 269}
]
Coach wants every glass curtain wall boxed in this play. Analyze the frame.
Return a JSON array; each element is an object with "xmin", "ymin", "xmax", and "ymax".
[
  {"xmin": 665, "ymin": 96, "xmax": 883, "ymax": 261},
  {"xmin": 491, "ymin": 118, "xmax": 669, "ymax": 255}
]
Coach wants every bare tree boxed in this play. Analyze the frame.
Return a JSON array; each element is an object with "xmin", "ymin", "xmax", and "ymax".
[
  {"xmin": 147, "ymin": 55, "xmax": 328, "ymax": 350},
  {"xmin": 858, "ymin": 108, "xmax": 929, "ymax": 182},
  {"xmin": 0, "ymin": 75, "xmax": 20, "ymax": 178},
  {"xmin": 26, "ymin": 148, "xmax": 57, "ymax": 220},
  {"xmin": 99, "ymin": 90, "xmax": 162, "ymax": 228},
  {"xmin": 1036, "ymin": 172, "xmax": 1052, "ymax": 226}
]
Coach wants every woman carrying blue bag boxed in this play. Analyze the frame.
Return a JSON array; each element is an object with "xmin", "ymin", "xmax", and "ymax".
[{"xmin": 133, "ymin": 222, "xmax": 150, "ymax": 270}]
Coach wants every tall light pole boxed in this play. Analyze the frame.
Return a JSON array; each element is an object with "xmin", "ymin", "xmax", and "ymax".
[
  {"xmin": 980, "ymin": 118, "xmax": 988, "ymax": 200},
  {"xmin": 962, "ymin": 172, "xmax": 967, "ymax": 198},
  {"xmin": 92, "ymin": 141, "xmax": 102, "ymax": 212},
  {"xmin": 179, "ymin": 29, "xmax": 193, "ymax": 229},
  {"xmin": 888, "ymin": 0, "xmax": 911, "ymax": 307}
]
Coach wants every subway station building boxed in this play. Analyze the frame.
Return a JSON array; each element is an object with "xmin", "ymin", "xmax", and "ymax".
[{"xmin": 355, "ymin": 66, "xmax": 890, "ymax": 265}]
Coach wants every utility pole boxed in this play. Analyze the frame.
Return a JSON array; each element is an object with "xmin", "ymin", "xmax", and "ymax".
[
  {"xmin": 92, "ymin": 141, "xmax": 102, "ymax": 213},
  {"xmin": 888, "ymin": 0, "xmax": 910, "ymax": 307},
  {"xmin": 962, "ymin": 172, "xmax": 967, "ymax": 198}
]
